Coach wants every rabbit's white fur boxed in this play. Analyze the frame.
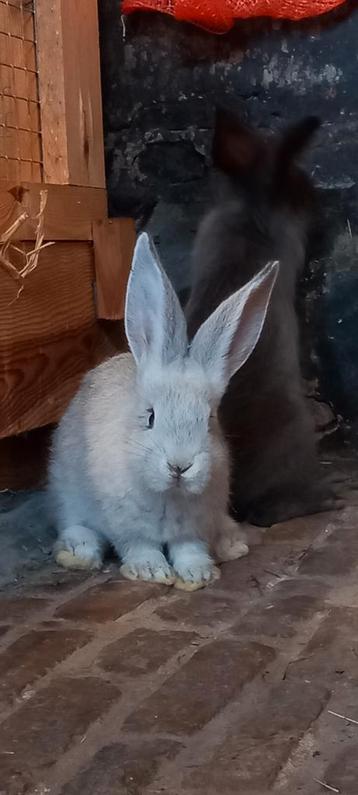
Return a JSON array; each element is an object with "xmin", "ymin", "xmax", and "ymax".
[{"xmin": 49, "ymin": 233, "xmax": 278, "ymax": 589}]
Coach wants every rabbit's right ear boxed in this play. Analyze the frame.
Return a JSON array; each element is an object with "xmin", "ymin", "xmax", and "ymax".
[
  {"xmin": 277, "ymin": 116, "xmax": 320, "ymax": 170},
  {"xmin": 190, "ymin": 260, "xmax": 279, "ymax": 397},
  {"xmin": 125, "ymin": 233, "xmax": 188, "ymax": 367},
  {"xmin": 213, "ymin": 108, "xmax": 265, "ymax": 176}
]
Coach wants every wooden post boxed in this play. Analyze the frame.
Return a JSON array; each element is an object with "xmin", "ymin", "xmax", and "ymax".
[
  {"xmin": 35, "ymin": 0, "xmax": 106, "ymax": 188},
  {"xmin": 93, "ymin": 218, "xmax": 136, "ymax": 320}
]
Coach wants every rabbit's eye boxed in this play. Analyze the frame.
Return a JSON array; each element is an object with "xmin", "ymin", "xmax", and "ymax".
[{"xmin": 147, "ymin": 408, "xmax": 155, "ymax": 429}]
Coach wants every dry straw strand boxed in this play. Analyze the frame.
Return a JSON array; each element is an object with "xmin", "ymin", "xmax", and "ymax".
[{"xmin": 0, "ymin": 189, "xmax": 55, "ymax": 297}]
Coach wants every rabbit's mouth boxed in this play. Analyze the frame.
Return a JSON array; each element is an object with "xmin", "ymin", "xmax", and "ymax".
[
  {"xmin": 167, "ymin": 462, "xmax": 193, "ymax": 489},
  {"xmin": 167, "ymin": 471, "xmax": 209, "ymax": 497},
  {"xmin": 168, "ymin": 475, "xmax": 188, "ymax": 493}
]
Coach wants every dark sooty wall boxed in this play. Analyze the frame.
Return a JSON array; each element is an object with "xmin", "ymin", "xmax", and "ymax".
[{"xmin": 99, "ymin": 1, "xmax": 358, "ymax": 435}]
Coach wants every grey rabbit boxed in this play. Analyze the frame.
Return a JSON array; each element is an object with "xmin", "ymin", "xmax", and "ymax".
[
  {"xmin": 49, "ymin": 233, "xmax": 278, "ymax": 589},
  {"xmin": 185, "ymin": 109, "xmax": 335, "ymax": 527}
]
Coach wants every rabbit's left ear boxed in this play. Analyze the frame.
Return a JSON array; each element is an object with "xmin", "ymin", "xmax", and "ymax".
[
  {"xmin": 125, "ymin": 233, "xmax": 188, "ymax": 367},
  {"xmin": 213, "ymin": 108, "xmax": 265, "ymax": 177},
  {"xmin": 190, "ymin": 260, "xmax": 279, "ymax": 396}
]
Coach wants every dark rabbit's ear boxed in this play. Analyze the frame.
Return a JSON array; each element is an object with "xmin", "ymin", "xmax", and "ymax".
[
  {"xmin": 212, "ymin": 108, "xmax": 265, "ymax": 175},
  {"xmin": 276, "ymin": 116, "xmax": 320, "ymax": 171}
]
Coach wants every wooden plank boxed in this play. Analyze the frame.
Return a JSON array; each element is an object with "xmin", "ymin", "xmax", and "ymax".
[
  {"xmin": 0, "ymin": 320, "xmax": 128, "ymax": 488},
  {"xmin": 93, "ymin": 218, "xmax": 136, "ymax": 320},
  {"xmin": 0, "ymin": 241, "xmax": 115, "ymax": 438},
  {"xmin": 0, "ymin": 323, "xmax": 112, "ymax": 437},
  {"xmin": 0, "ymin": 184, "xmax": 108, "ymax": 241},
  {"xmin": 60, "ymin": 0, "xmax": 105, "ymax": 188},
  {"xmin": 33, "ymin": 0, "xmax": 66, "ymax": 184},
  {"xmin": 35, "ymin": 0, "xmax": 105, "ymax": 188},
  {"xmin": 1, "ymin": 241, "xmax": 95, "ymax": 343}
]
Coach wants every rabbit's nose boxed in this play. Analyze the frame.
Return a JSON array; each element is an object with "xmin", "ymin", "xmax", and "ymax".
[{"xmin": 168, "ymin": 462, "xmax": 193, "ymax": 478}]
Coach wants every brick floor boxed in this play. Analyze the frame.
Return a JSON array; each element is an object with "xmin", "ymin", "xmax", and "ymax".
[{"xmin": 0, "ymin": 454, "xmax": 358, "ymax": 794}]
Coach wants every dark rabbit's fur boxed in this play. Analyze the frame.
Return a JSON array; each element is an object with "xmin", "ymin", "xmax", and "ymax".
[{"xmin": 185, "ymin": 110, "xmax": 334, "ymax": 526}]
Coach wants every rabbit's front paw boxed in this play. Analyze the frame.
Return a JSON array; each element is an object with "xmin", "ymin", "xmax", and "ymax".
[
  {"xmin": 54, "ymin": 525, "xmax": 103, "ymax": 571},
  {"xmin": 55, "ymin": 549, "xmax": 102, "ymax": 571},
  {"xmin": 174, "ymin": 564, "xmax": 220, "ymax": 592},
  {"xmin": 214, "ymin": 517, "xmax": 249, "ymax": 563},
  {"xmin": 120, "ymin": 549, "xmax": 175, "ymax": 586},
  {"xmin": 170, "ymin": 541, "xmax": 220, "ymax": 591}
]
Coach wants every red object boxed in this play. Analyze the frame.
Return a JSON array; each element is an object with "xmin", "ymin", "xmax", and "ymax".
[{"xmin": 121, "ymin": 0, "xmax": 347, "ymax": 33}]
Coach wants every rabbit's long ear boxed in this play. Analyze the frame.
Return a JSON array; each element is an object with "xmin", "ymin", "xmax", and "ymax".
[
  {"xmin": 190, "ymin": 261, "xmax": 279, "ymax": 396},
  {"xmin": 125, "ymin": 233, "xmax": 188, "ymax": 367},
  {"xmin": 276, "ymin": 116, "xmax": 320, "ymax": 170},
  {"xmin": 213, "ymin": 108, "xmax": 265, "ymax": 176}
]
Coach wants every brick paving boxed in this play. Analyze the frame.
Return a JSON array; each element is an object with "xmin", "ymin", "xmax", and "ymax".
[{"xmin": 1, "ymin": 456, "xmax": 358, "ymax": 794}]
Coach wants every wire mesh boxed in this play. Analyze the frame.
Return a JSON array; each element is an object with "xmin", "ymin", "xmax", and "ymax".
[{"xmin": 0, "ymin": 0, "xmax": 43, "ymax": 182}]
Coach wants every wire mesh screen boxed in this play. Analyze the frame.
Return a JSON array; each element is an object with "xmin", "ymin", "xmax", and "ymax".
[{"xmin": 0, "ymin": 0, "xmax": 42, "ymax": 182}]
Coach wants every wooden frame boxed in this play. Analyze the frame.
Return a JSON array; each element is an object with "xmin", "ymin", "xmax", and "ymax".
[{"xmin": 0, "ymin": 1, "xmax": 135, "ymax": 452}]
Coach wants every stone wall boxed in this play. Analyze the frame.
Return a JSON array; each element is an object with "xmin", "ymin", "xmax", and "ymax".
[{"xmin": 99, "ymin": 1, "xmax": 358, "ymax": 433}]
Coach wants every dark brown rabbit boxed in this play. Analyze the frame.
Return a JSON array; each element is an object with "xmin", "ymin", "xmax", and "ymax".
[{"xmin": 185, "ymin": 109, "xmax": 334, "ymax": 527}]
